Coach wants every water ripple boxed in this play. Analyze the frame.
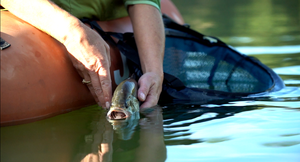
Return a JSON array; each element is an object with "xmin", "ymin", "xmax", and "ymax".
[
  {"xmin": 273, "ymin": 66, "xmax": 300, "ymax": 75},
  {"xmin": 235, "ymin": 45, "xmax": 300, "ymax": 55},
  {"xmin": 164, "ymin": 107, "xmax": 300, "ymax": 162}
]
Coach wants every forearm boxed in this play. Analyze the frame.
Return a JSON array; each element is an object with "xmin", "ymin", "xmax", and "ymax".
[
  {"xmin": 128, "ymin": 4, "xmax": 165, "ymax": 77},
  {"xmin": 1, "ymin": 0, "xmax": 85, "ymax": 46},
  {"xmin": 2, "ymin": 0, "xmax": 113, "ymax": 108}
]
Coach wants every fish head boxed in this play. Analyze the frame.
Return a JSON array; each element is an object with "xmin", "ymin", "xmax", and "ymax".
[
  {"xmin": 107, "ymin": 78, "xmax": 139, "ymax": 120},
  {"xmin": 106, "ymin": 96, "xmax": 139, "ymax": 121},
  {"xmin": 106, "ymin": 78, "xmax": 140, "ymax": 140}
]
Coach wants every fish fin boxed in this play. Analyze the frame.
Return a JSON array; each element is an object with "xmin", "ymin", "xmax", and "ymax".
[{"xmin": 129, "ymin": 73, "xmax": 137, "ymax": 80}]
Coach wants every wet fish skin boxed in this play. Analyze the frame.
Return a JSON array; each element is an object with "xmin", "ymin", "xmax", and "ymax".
[
  {"xmin": 107, "ymin": 77, "xmax": 139, "ymax": 120},
  {"xmin": 106, "ymin": 77, "xmax": 140, "ymax": 140}
]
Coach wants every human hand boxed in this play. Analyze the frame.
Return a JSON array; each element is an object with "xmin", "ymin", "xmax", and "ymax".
[
  {"xmin": 128, "ymin": 4, "xmax": 164, "ymax": 109},
  {"xmin": 65, "ymin": 24, "xmax": 112, "ymax": 109},
  {"xmin": 137, "ymin": 72, "xmax": 163, "ymax": 109},
  {"xmin": 1, "ymin": 0, "xmax": 112, "ymax": 109}
]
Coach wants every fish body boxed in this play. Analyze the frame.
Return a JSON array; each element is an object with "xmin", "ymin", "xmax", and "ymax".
[
  {"xmin": 106, "ymin": 77, "xmax": 140, "ymax": 140},
  {"xmin": 107, "ymin": 77, "xmax": 139, "ymax": 120}
]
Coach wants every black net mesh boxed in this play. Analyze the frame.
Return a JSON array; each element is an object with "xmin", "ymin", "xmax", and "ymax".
[
  {"xmin": 163, "ymin": 36, "xmax": 273, "ymax": 94},
  {"xmin": 81, "ymin": 17, "xmax": 283, "ymax": 102}
]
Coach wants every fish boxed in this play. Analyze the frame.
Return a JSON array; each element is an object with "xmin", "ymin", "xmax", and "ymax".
[{"xmin": 106, "ymin": 76, "xmax": 140, "ymax": 140}]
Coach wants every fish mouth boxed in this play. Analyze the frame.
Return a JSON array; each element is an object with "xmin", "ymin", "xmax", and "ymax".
[{"xmin": 107, "ymin": 108, "xmax": 130, "ymax": 120}]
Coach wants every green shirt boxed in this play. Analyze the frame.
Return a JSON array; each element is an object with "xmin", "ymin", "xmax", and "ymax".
[{"xmin": 52, "ymin": 0, "xmax": 160, "ymax": 21}]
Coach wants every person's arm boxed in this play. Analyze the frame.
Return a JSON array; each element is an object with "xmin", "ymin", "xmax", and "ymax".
[
  {"xmin": 128, "ymin": 4, "xmax": 165, "ymax": 108},
  {"xmin": 2, "ymin": 0, "xmax": 112, "ymax": 109}
]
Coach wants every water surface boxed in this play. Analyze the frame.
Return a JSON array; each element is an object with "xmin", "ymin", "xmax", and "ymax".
[{"xmin": 1, "ymin": 0, "xmax": 300, "ymax": 161}]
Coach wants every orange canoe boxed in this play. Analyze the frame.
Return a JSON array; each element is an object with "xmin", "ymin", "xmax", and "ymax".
[{"xmin": 0, "ymin": 0, "xmax": 184, "ymax": 126}]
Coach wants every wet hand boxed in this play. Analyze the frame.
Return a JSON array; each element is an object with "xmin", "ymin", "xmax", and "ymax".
[
  {"xmin": 2, "ymin": 0, "xmax": 113, "ymax": 109},
  {"xmin": 65, "ymin": 23, "xmax": 112, "ymax": 109},
  {"xmin": 137, "ymin": 72, "xmax": 163, "ymax": 109}
]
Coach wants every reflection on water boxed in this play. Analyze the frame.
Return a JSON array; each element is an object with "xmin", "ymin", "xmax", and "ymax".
[
  {"xmin": 1, "ymin": 105, "xmax": 166, "ymax": 162},
  {"xmin": 2, "ymin": 100, "xmax": 299, "ymax": 162},
  {"xmin": 164, "ymin": 105, "xmax": 300, "ymax": 162},
  {"xmin": 1, "ymin": 0, "xmax": 300, "ymax": 161}
]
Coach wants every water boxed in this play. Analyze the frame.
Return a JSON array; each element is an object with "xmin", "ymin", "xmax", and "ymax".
[{"xmin": 1, "ymin": 0, "xmax": 300, "ymax": 161}]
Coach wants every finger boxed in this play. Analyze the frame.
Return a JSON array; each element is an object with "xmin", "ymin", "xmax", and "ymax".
[
  {"xmin": 89, "ymin": 71, "xmax": 106, "ymax": 108},
  {"xmin": 98, "ymin": 66, "xmax": 112, "ymax": 109},
  {"xmin": 77, "ymin": 69, "xmax": 99, "ymax": 103},
  {"xmin": 140, "ymin": 93, "xmax": 159, "ymax": 109},
  {"xmin": 86, "ymin": 85, "xmax": 99, "ymax": 104},
  {"xmin": 138, "ymin": 78, "xmax": 151, "ymax": 102},
  {"xmin": 138, "ymin": 78, "xmax": 160, "ymax": 108},
  {"xmin": 81, "ymin": 70, "xmax": 91, "ymax": 82}
]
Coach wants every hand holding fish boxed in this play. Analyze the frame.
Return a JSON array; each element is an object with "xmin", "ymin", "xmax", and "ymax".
[
  {"xmin": 138, "ymin": 72, "xmax": 163, "ymax": 109},
  {"xmin": 128, "ymin": 4, "xmax": 165, "ymax": 109},
  {"xmin": 66, "ymin": 24, "xmax": 112, "ymax": 109}
]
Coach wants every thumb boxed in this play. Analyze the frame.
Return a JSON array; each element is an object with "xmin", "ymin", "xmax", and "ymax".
[{"xmin": 138, "ymin": 78, "xmax": 151, "ymax": 102}]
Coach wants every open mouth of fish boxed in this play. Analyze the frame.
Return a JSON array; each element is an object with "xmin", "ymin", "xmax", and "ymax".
[{"xmin": 107, "ymin": 108, "xmax": 130, "ymax": 120}]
